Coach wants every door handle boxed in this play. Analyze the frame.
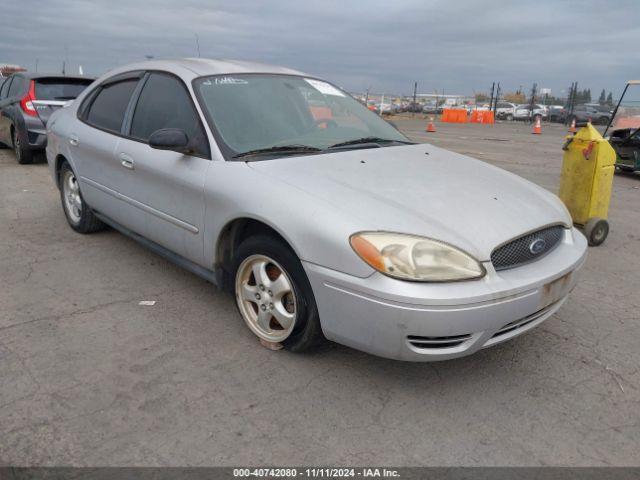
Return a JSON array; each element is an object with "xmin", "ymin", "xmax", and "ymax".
[
  {"xmin": 119, "ymin": 153, "xmax": 134, "ymax": 170},
  {"xmin": 69, "ymin": 135, "xmax": 79, "ymax": 147}
]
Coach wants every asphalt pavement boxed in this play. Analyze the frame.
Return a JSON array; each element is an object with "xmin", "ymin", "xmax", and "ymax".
[{"xmin": 1, "ymin": 119, "xmax": 639, "ymax": 466}]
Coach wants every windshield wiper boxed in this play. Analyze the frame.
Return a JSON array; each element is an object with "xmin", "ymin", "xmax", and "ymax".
[
  {"xmin": 328, "ymin": 137, "xmax": 414, "ymax": 149},
  {"xmin": 232, "ymin": 145, "xmax": 322, "ymax": 159}
]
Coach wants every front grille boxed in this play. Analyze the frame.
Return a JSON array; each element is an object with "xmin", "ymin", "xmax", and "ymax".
[
  {"xmin": 407, "ymin": 334, "xmax": 472, "ymax": 350},
  {"xmin": 491, "ymin": 225, "xmax": 564, "ymax": 271}
]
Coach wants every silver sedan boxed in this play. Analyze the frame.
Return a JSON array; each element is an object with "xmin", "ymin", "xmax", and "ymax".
[{"xmin": 46, "ymin": 59, "xmax": 587, "ymax": 361}]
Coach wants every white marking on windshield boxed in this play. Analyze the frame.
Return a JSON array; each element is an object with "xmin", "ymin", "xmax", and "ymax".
[
  {"xmin": 304, "ymin": 78, "xmax": 345, "ymax": 97},
  {"xmin": 203, "ymin": 77, "xmax": 249, "ymax": 86}
]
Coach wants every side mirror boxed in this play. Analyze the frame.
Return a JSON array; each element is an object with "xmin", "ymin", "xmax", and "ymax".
[{"xmin": 148, "ymin": 128, "xmax": 190, "ymax": 154}]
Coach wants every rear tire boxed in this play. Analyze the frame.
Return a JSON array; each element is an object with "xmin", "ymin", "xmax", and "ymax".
[
  {"xmin": 59, "ymin": 162, "xmax": 105, "ymax": 234},
  {"xmin": 13, "ymin": 128, "xmax": 33, "ymax": 165},
  {"xmin": 232, "ymin": 235, "xmax": 323, "ymax": 352}
]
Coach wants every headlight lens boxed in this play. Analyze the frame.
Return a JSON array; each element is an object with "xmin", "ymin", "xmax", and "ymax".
[{"xmin": 350, "ymin": 232, "xmax": 485, "ymax": 282}]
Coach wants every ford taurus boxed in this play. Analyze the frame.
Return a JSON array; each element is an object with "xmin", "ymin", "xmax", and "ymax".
[{"xmin": 46, "ymin": 58, "xmax": 588, "ymax": 361}]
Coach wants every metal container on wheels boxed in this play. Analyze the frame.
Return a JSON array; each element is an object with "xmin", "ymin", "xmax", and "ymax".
[{"xmin": 559, "ymin": 123, "xmax": 615, "ymax": 246}]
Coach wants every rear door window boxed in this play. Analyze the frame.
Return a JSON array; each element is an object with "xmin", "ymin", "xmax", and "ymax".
[
  {"xmin": 35, "ymin": 78, "xmax": 93, "ymax": 101},
  {"xmin": 129, "ymin": 72, "xmax": 209, "ymax": 157},
  {"xmin": 7, "ymin": 76, "xmax": 26, "ymax": 98},
  {"xmin": 85, "ymin": 79, "xmax": 139, "ymax": 133},
  {"xmin": 0, "ymin": 77, "xmax": 11, "ymax": 99}
]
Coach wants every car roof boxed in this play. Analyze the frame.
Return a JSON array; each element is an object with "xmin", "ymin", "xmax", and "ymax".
[
  {"xmin": 101, "ymin": 58, "xmax": 306, "ymax": 79},
  {"xmin": 9, "ymin": 72, "xmax": 95, "ymax": 81}
]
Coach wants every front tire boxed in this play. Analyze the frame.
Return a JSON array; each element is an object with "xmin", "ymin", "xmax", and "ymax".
[
  {"xmin": 233, "ymin": 235, "xmax": 323, "ymax": 352},
  {"xmin": 13, "ymin": 128, "xmax": 33, "ymax": 165},
  {"xmin": 59, "ymin": 162, "xmax": 105, "ymax": 233},
  {"xmin": 584, "ymin": 217, "xmax": 609, "ymax": 246}
]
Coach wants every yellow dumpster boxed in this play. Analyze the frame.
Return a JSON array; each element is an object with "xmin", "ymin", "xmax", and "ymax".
[{"xmin": 559, "ymin": 123, "xmax": 615, "ymax": 246}]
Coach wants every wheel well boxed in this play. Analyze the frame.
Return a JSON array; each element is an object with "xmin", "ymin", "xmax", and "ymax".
[
  {"xmin": 54, "ymin": 154, "xmax": 68, "ymax": 188},
  {"xmin": 215, "ymin": 218, "xmax": 292, "ymax": 289}
]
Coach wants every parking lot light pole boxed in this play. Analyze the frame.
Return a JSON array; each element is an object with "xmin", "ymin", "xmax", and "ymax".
[{"xmin": 412, "ymin": 81, "xmax": 417, "ymax": 118}]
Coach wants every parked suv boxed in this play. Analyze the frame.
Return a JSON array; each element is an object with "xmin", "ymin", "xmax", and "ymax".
[
  {"xmin": 548, "ymin": 105, "xmax": 567, "ymax": 123},
  {"xmin": 568, "ymin": 104, "xmax": 611, "ymax": 125},
  {"xmin": 513, "ymin": 104, "xmax": 547, "ymax": 121},
  {"xmin": 0, "ymin": 72, "xmax": 94, "ymax": 163},
  {"xmin": 495, "ymin": 102, "xmax": 517, "ymax": 120}
]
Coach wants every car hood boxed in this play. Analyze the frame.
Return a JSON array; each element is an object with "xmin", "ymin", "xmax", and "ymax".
[{"xmin": 247, "ymin": 144, "xmax": 571, "ymax": 261}]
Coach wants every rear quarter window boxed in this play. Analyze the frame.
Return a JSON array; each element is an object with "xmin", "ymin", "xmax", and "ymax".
[
  {"xmin": 0, "ymin": 77, "xmax": 10, "ymax": 98},
  {"xmin": 7, "ymin": 76, "xmax": 26, "ymax": 97}
]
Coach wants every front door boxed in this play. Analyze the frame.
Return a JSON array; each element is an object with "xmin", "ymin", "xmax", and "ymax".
[{"xmin": 116, "ymin": 72, "xmax": 211, "ymax": 264}]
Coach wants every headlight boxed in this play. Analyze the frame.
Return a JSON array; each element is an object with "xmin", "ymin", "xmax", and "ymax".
[{"xmin": 350, "ymin": 232, "xmax": 485, "ymax": 282}]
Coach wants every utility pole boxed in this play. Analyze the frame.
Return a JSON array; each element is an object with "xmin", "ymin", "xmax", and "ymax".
[
  {"xmin": 195, "ymin": 34, "xmax": 201, "ymax": 57},
  {"xmin": 493, "ymin": 82, "xmax": 501, "ymax": 112},
  {"xmin": 528, "ymin": 83, "xmax": 537, "ymax": 123},
  {"xmin": 489, "ymin": 82, "xmax": 495, "ymax": 110},
  {"xmin": 35, "ymin": 58, "xmax": 38, "ymax": 72},
  {"xmin": 412, "ymin": 81, "xmax": 417, "ymax": 117},
  {"xmin": 64, "ymin": 45, "xmax": 69, "ymax": 75},
  {"xmin": 62, "ymin": 61, "xmax": 66, "ymax": 75},
  {"xmin": 566, "ymin": 82, "xmax": 578, "ymax": 124}
]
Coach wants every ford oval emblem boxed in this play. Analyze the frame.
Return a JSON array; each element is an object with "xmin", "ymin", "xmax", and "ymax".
[{"xmin": 529, "ymin": 238, "xmax": 546, "ymax": 255}]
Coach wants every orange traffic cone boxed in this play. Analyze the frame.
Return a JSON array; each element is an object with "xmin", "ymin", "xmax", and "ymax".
[
  {"xmin": 532, "ymin": 116, "xmax": 542, "ymax": 134},
  {"xmin": 426, "ymin": 119, "xmax": 436, "ymax": 133},
  {"xmin": 568, "ymin": 118, "xmax": 577, "ymax": 133}
]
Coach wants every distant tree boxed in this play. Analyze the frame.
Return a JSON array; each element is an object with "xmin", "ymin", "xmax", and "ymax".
[
  {"xmin": 585, "ymin": 88, "xmax": 591, "ymax": 103},
  {"xmin": 475, "ymin": 93, "xmax": 489, "ymax": 103},
  {"xmin": 504, "ymin": 92, "xmax": 526, "ymax": 104},
  {"xmin": 543, "ymin": 95, "xmax": 565, "ymax": 105},
  {"xmin": 598, "ymin": 89, "xmax": 606, "ymax": 105},
  {"xmin": 606, "ymin": 92, "xmax": 614, "ymax": 105}
]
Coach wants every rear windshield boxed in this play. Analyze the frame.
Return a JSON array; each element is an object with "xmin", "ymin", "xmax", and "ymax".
[{"xmin": 35, "ymin": 78, "xmax": 93, "ymax": 101}]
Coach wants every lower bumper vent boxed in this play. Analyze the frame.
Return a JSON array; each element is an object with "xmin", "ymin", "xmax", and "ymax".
[
  {"xmin": 407, "ymin": 334, "xmax": 472, "ymax": 349},
  {"xmin": 491, "ymin": 301, "xmax": 559, "ymax": 339}
]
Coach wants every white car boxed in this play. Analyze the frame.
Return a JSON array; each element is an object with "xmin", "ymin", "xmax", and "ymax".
[
  {"xmin": 496, "ymin": 102, "xmax": 517, "ymax": 120},
  {"xmin": 514, "ymin": 104, "xmax": 548, "ymax": 121}
]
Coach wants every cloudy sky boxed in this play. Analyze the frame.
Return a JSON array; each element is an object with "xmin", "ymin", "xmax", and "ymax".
[{"xmin": 2, "ymin": 0, "xmax": 639, "ymax": 97}]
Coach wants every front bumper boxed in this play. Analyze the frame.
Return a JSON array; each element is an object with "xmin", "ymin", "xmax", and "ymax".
[{"xmin": 303, "ymin": 227, "xmax": 588, "ymax": 361}]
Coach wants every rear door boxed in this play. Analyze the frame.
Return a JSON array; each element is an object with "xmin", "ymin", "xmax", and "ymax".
[
  {"xmin": 117, "ymin": 71, "xmax": 211, "ymax": 263},
  {"xmin": 0, "ymin": 76, "xmax": 13, "ymax": 144},
  {"xmin": 0, "ymin": 75, "xmax": 27, "ymax": 145},
  {"xmin": 73, "ymin": 72, "xmax": 144, "ymax": 231},
  {"xmin": 32, "ymin": 77, "xmax": 93, "ymax": 125}
]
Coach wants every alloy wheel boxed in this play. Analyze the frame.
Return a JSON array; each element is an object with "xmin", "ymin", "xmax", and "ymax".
[
  {"xmin": 62, "ymin": 169, "xmax": 83, "ymax": 224},
  {"xmin": 235, "ymin": 254, "xmax": 297, "ymax": 343}
]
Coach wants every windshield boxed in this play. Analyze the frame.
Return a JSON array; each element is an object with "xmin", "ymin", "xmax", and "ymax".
[
  {"xmin": 194, "ymin": 74, "xmax": 409, "ymax": 159},
  {"xmin": 35, "ymin": 78, "xmax": 93, "ymax": 100}
]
